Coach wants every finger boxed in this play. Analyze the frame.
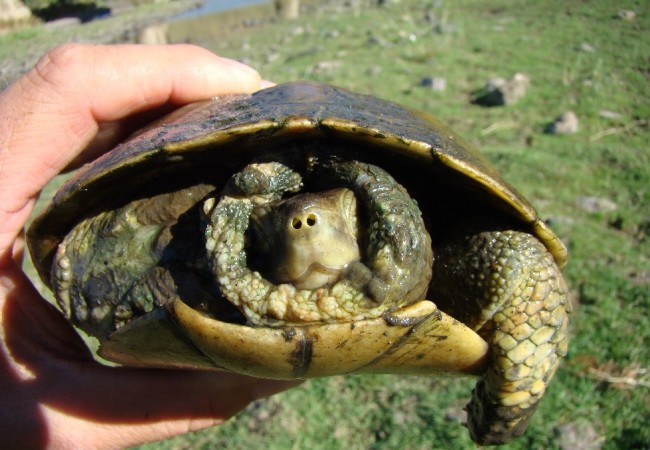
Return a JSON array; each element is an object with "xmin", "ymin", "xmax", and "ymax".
[{"xmin": 0, "ymin": 43, "xmax": 261, "ymax": 259}]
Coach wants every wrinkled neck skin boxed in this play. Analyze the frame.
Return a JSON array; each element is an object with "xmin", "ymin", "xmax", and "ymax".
[{"xmin": 203, "ymin": 153, "xmax": 433, "ymax": 325}]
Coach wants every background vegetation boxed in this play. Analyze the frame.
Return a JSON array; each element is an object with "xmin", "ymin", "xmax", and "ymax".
[{"xmin": 7, "ymin": 0, "xmax": 648, "ymax": 448}]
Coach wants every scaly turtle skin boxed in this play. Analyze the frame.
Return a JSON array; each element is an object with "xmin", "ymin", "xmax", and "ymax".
[{"xmin": 27, "ymin": 82, "xmax": 570, "ymax": 445}]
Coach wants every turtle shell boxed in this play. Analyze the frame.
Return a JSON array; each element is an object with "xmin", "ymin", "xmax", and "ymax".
[
  {"xmin": 27, "ymin": 82, "xmax": 572, "ymax": 444},
  {"xmin": 27, "ymin": 81, "xmax": 566, "ymax": 376},
  {"xmin": 29, "ymin": 81, "xmax": 566, "ymax": 278}
]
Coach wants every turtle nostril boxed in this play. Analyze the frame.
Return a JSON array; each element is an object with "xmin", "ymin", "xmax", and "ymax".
[
  {"xmin": 306, "ymin": 214, "xmax": 317, "ymax": 226},
  {"xmin": 292, "ymin": 218, "xmax": 302, "ymax": 229}
]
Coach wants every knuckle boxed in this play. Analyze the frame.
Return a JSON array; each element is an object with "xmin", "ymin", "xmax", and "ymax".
[{"xmin": 32, "ymin": 43, "xmax": 93, "ymax": 89}]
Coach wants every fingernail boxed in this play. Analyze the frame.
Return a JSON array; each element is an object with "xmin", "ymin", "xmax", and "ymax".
[{"xmin": 260, "ymin": 80, "xmax": 276, "ymax": 89}]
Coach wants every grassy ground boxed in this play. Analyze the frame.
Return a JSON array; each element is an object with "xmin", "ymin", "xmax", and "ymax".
[{"xmin": 11, "ymin": 0, "xmax": 649, "ymax": 448}]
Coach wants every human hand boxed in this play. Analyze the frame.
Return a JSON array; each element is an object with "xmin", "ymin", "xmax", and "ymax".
[{"xmin": 0, "ymin": 44, "xmax": 295, "ymax": 449}]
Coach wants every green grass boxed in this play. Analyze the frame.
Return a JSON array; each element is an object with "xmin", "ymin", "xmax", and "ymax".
[{"xmin": 13, "ymin": 0, "xmax": 649, "ymax": 448}]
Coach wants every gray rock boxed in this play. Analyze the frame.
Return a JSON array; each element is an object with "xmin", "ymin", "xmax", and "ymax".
[
  {"xmin": 598, "ymin": 109, "xmax": 622, "ymax": 120},
  {"xmin": 475, "ymin": 73, "xmax": 529, "ymax": 106},
  {"xmin": 576, "ymin": 196, "xmax": 618, "ymax": 213},
  {"xmin": 397, "ymin": 29, "xmax": 417, "ymax": 42},
  {"xmin": 420, "ymin": 76, "xmax": 446, "ymax": 91},
  {"xmin": 546, "ymin": 111, "xmax": 579, "ymax": 134},
  {"xmin": 617, "ymin": 10, "xmax": 635, "ymax": 21},
  {"xmin": 580, "ymin": 42, "xmax": 596, "ymax": 53}
]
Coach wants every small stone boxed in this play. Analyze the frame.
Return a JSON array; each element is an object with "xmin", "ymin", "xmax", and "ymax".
[
  {"xmin": 575, "ymin": 196, "xmax": 618, "ymax": 213},
  {"xmin": 617, "ymin": 10, "xmax": 635, "ymax": 21},
  {"xmin": 546, "ymin": 111, "xmax": 579, "ymax": 134},
  {"xmin": 420, "ymin": 76, "xmax": 446, "ymax": 91},
  {"xmin": 598, "ymin": 109, "xmax": 622, "ymax": 119},
  {"xmin": 579, "ymin": 42, "xmax": 596, "ymax": 53},
  {"xmin": 474, "ymin": 73, "xmax": 529, "ymax": 106},
  {"xmin": 398, "ymin": 30, "xmax": 417, "ymax": 42},
  {"xmin": 323, "ymin": 29, "xmax": 339, "ymax": 39}
]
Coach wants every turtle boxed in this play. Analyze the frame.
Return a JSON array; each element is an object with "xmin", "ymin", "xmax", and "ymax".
[{"xmin": 27, "ymin": 81, "xmax": 570, "ymax": 445}]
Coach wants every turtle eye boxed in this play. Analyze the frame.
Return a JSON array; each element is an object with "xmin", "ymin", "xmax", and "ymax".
[
  {"xmin": 291, "ymin": 217, "xmax": 302, "ymax": 229},
  {"xmin": 306, "ymin": 214, "xmax": 317, "ymax": 226}
]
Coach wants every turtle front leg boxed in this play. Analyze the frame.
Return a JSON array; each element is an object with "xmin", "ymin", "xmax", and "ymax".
[{"xmin": 432, "ymin": 230, "xmax": 570, "ymax": 445}]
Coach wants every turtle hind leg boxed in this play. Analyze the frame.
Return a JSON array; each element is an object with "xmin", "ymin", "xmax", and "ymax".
[{"xmin": 431, "ymin": 230, "xmax": 570, "ymax": 445}]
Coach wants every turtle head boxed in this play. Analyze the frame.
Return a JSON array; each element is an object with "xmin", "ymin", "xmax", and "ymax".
[{"xmin": 254, "ymin": 188, "xmax": 360, "ymax": 289}]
